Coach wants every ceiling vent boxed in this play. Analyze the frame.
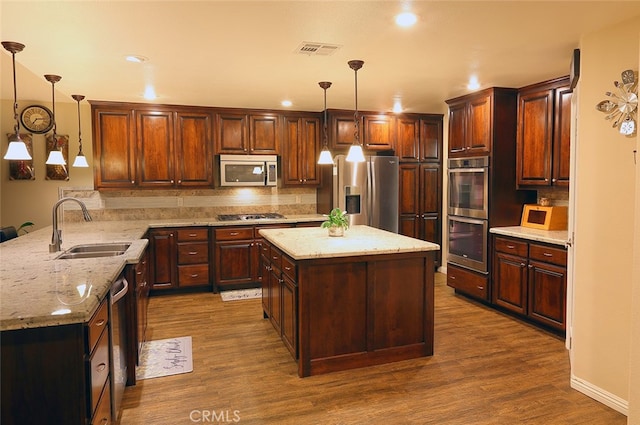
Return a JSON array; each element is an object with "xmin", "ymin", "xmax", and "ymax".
[{"xmin": 295, "ymin": 42, "xmax": 341, "ymax": 56}]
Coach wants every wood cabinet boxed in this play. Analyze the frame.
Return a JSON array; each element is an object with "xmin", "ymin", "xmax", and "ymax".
[
  {"xmin": 397, "ymin": 114, "xmax": 443, "ymax": 162},
  {"xmin": 1, "ymin": 298, "xmax": 112, "ymax": 424},
  {"xmin": 149, "ymin": 227, "xmax": 211, "ymax": 291},
  {"xmin": 398, "ymin": 163, "xmax": 442, "ymax": 268},
  {"xmin": 446, "ymin": 88, "xmax": 518, "ymax": 157},
  {"xmin": 446, "ymin": 263, "xmax": 488, "ymax": 300},
  {"xmin": 135, "ymin": 249, "xmax": 149, "ymax": 357},
  {"xmin": 328, "ymin": 109, "xmax": 395, "ymax": 152},
  {"xmin": 516, "ymin": 76, "xmax": 571, "ymax": 187},
  {"xmin": 492, "ymin": 235, "xmax": 567, "ymax": 332},
  {"xmin": 91, "ymin": 101, "xmax": 213, "ymax": 189},
  {"xmin": 215, "ymin": 111, "xmax": 279, "ymax": 154},
  {"xmin": 282, "ymin": 113, "xmax": 321, "ymax": 186}
]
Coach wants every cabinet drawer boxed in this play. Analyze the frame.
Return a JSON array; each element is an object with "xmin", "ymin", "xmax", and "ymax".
[
  {"xmin": 494, "ymin": 237, "xmax": 528, "ymax": 257},
  {"xmin": 178, "ymin": 264, "xmax": 210, "ymax": 286},
  {"xmin": 90, "ymin": 329, "xmax": 110, "ymax": 415},
  {"xmin": 215, "ymin": 227, "xmax": 254, "ymax": 241},
  {"xmin": 260, "ymin": 239, "xmax": 271, "ymax": 257},
  {"xmin": 282, "ymin": 255, "xmax": 296, "ymax": 281},
  {"xmin": 177, "ymin": 242, "xmax": 209, "ymax": 264},
  {"xmin": 88, "ymin": 299, "xmax": 109, "ymax": 353},
  {"xmin": 92, "ymin": 380, "xmax": 112, "ymax": 424},
  {"xmin": 447, "ymin": 264, "xmax": 488, "ymax": 300},
  {"xmin": 177, "ymin": 228, "xmax": 208, "ymax": 242},
  {"xmin": 270, "ymin": 246, "xmax": 283, "ymax": 270},
  {"xmin": 529, "ymin": 243, "xmax": 567, "ymax": 266}
]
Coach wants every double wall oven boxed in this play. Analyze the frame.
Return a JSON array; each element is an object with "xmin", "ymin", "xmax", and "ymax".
[{"xmin": 447, "ymin": 156, "xmax": 489, "ymax": 273}]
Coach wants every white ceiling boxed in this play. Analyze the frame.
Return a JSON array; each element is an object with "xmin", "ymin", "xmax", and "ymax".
[{"xmin": 2, "ymin": 1, "xmax": 640, "ymax": 114}]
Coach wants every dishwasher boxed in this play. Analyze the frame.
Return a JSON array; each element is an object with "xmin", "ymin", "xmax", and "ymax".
[{"xmin": 110, "ymin": 273, "xmax": 129, "ymax": 421}]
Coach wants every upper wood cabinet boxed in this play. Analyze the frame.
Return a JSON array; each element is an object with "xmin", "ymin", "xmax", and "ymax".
[
  {"xmin": 91, "ymin": 101, "xmax": 214, "ymax": 189},
  {"xmin": 396, "ymin": 114, "xmax": 443, "ymax": 162},
  {"xmin": 282, "ymin": 113, "xmax": 322, "ymax": 186},
  {"xmin": 328, "ymin": 109, "xmax": 395, "ymax": 152},
  {"xmin": 92, "ymin": 106, "xmax": 137, "ymax": 189},
  {"xmin": 215, "ymin": 111, "xmax": 279, "ymax": 154},
  {"xmin": 516, "ymin": 76, "xmax": 571, "ymax": 187},
  {"xmin": 446, "ymin": 88, "xmax": 518, "ymax": 158}
]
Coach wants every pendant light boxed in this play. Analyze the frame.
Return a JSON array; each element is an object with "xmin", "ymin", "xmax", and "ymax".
[
  {"xmin": 346, "ymin": 60, "xmax": 365, "ymax": 163},
  {"xmin": 71, "ymin": 95, "xmax": 89, "ymax": 167},
  {"xmin": 2, "ymin": 41, "xmax": 32, "ymax": 161},
  {"xmin": 317, "ymin": 81, "xmax": 334, "ymax": 165},
  {"xmin": 45, "ymin": 74, "xmax": 66, "ymax": 166}
]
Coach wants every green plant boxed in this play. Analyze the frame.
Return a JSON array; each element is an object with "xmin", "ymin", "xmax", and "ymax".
[
  {"xmin": 17, "ymin": 221, "xmax": 34, "ymax": 235},
  {"xmin": 321, "ymin": 208, "xmax": 349, "ymax": 229}
]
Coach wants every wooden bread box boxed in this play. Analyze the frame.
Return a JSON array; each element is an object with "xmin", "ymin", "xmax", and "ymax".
[{"xmin": 521, "ymin": 204, "xmax": 568, "ymax": 230}]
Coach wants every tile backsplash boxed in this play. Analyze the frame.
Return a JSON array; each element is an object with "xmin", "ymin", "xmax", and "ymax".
[
  {"xmin": 59, "ymin": 187, "xmax": 318, "ymax": 222},
  {"xmin": 536, "ymin": 187, "xmax": 569, "ymax": 206}
]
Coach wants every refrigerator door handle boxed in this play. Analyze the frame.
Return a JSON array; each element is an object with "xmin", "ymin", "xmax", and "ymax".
[{"xmin": 367, "ymin": 159, "xmax": 374, "ymax": 226}]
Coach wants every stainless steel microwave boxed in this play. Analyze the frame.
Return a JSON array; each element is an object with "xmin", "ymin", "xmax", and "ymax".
[{"xmin": 219, "ymin": 154, "xmax": 278, "ymax": 187}]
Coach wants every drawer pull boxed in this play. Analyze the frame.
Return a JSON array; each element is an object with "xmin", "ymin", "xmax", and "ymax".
[
  {"xmin": 190, "ymin": 274, "xmax": 199, "ymax": 278},
  {"xmin": 99, "ymin": 418, "xmax": 108, "ymax": 425},
  {"xmin": 449, "ymin": 276, "xmax": 456, "ymax": 280},
  {"xmin": 96, "ymin": 363, "xmax": 107, "ymax": 372},
  {"xmin": 188, "ymin": 251, "xmax": 198, "ymax": 255},
  {"xmin": 284, "ymin": 266, "xmax": 292, "ymax": 271},
  {"xmin": 230, "ymin": 232, "xmax": 239, "ymax": 236},
  {"xmin": 189, "ymin": 233, "xmax": 197, "ymax": 237},
  {"xmin": 520, "ymin": 263, "xmax": 526, "ymax": 267},
  {"xmin": 95, "ymin": 319, "xmax": 106, "ymax": 327},
  {"xmin": 506, "ymin": 244, "xmax": 515, "ymax": 249},
  {"xmin": 477, "ymin": 285, "xmax": 484, "ymax": 290},
  {"xmin": 543, "ymin": 252, "xmax": 553, "ymax": 257}
]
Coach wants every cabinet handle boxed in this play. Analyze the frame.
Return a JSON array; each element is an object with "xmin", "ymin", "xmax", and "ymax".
[
  {"xmin": 178, "ymin": 179, "xmax": 182, "ymax": 184},
  {"xmin": 96, "ymin": 363, "xmax": 107, "ymax": 372},
  {"xmin": 528, "ymin": 264, "xmax": 533, "ymax": 268},
  {"xmin": 284, "ymin": 266, "xmax": 292, "ymax": 271},
  {"xmin": 543, "ymin": 252, "xmax": 553, "ymax": 257},
  {"xmin": 95, "ymin": 319, "xmax": 106, "ymax": 327},
  {"xmin": 552, "ymin": 178, "xmax": 557, "ymax": 183},
  {"xmin": 189, "ymin": 233, "xmax": 197, "ymax": 237},
  {"xmin": 477, "ymin": 285, "xmax": 484, "ymax": 290},
  {"xmin": 544, "ymin": 178, "xmax": 549, "ymax": 182},
  {"xmin": 190, "ymin": 274, "xmax": 199, "ymax": 278},
  {"xmin": 466, "ymin": 147, "xmax": 470, "ymax": 150},
  {"xmin": 520, "ymin": 263, "xmax": 526, "ymax": 267},
  {"xmin": 230, "ymin": 232, "xmax": 239, "ymax": 236},
  {"xmin": 99, "ymin": 418, "xmax": 108, "ymax": 425},
  {"xmin": 449, "ymin": 275, "xmax": 456, "ymax": 280},
  {"xmin": 131, "ymin": 180, "xmax": 135, "ymax": 184},
  {"xmin": 506, "ymin": 244, "xmax": 515, "ymax": 249},
  {"xmin": 170, "ymin": 180, "xmax": 174, "ymax": 183},
  {"xmin": 188, "ymin": 251, "xmax": 198, "ymax": 255}
]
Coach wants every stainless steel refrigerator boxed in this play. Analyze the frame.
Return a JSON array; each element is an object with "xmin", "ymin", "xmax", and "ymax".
[{"xmin": 330, "ymin": 154, "xmax": 399, "ymax": 233}]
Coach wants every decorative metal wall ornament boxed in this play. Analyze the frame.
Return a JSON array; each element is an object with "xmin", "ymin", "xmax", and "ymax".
[
  {"xmin": 7, "ymin": 133, "xmax": 35, "ymax": 180},
  {"xmin": 45, "ymin": 134, "xmax": 69, "ymax": 180},
  {"xmin": 595, "ymin": 69, "xmax": 638, "ymax": 137}
]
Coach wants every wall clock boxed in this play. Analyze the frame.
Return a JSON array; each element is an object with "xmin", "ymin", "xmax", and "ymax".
[
  {"xmin": 20, "ymin": 105, "xmax": 54, "ymax": 134},
  {"xmin": 595, "ymin": 69, "xmax": 638, "ymax": 137}
]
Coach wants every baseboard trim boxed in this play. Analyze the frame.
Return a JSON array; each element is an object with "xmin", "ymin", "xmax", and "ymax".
[{"xmin": 570, "ymin": 375, "xmax": 628, "ymax": 416}]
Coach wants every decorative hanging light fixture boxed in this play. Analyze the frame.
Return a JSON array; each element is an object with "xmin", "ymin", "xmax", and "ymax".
[
  {"xmin": 346, "ymin": 59, "xmax": 366, "ymax": 163},
  {"xmin": 2, "ymin": 41, "xmax": 32, "ymax": 161},
  {"xmin": 71, "ymin": 94, "xmax": 89, "ymax": 167},
  {"xmin": 317, "ymin": 81, "xmax": 334, "ymax": 165},
  {"xmin": 44, "ymin": 74, "xmax": 66, "ymax": 166}
]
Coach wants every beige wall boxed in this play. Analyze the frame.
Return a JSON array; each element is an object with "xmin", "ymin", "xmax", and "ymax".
[
  {"xmin": 0, "ymin": 98, "xmax": 94, "ymax": 231},
  {"xmin": 572, "ymin": 16, "xmax": 639, "ymax": 421}
]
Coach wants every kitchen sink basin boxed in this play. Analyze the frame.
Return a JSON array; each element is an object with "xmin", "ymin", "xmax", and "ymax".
[{"xmin": 56, "ymin": 243, "xmax": 131, "ymax": 260}]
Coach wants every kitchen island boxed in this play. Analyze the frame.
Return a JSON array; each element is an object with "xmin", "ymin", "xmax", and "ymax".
[{"xmin": 259, "ymin": 225, "xmax": 440, "ymax": 377}]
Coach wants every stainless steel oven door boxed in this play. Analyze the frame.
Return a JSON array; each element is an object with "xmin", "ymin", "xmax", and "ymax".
[
  {"xmin": 448, "ymin": 157, "xmax": 489, "ymax": 219},
  {"xmin": 447, "ymin": 215, "xmax": 488, "ymax": 273}
]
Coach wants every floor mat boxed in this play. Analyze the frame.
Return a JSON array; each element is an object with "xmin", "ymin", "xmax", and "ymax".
[
  {"xmin": 220, "ymin": 288, "xmax": 262, "ymax": 301},
  {"xmin": 136, "ymin": 336, "xmax": 193, "ymax": 380}
]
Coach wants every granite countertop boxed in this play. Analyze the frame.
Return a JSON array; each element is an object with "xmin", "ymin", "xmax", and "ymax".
[
  {"xmin": 259, "ymin": 225, "xmax": 440, "ymax": 260},
  {"xmin": 0, "ymin": 214, "xmax": 325, "ymax": 331},
  {"xmin": 489, "ymin": 226, "xmax": 569, "ymax": 247}
]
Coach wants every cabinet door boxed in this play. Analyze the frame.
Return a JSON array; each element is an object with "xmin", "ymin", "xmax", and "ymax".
[
  {"xmin": 420, "ymin": 164, "xmax": 441, "ymax": 267},
  {"xmin": 552, "ymin": 86, "xmax": 572, "ymax": 186},
  {"xmin": 397, "ymin": 117, "xmax": 420, "ymax": 161},
  {"xmin": 137, "ymin": 110, "xmax": 175, "ymax": 187},
  {"xmin": 493, "ymin": 252, "xmax": 528, "ymax": 314},
  {"xmin": 175, "ymin": 112, "xmax": 213, "ymax": 187},
  {"xmin": 330, "ymin": 111, "xmax": 359, "ymax": 150},
  {"xmin": 281, "ymin": 274, "xmax": 298, "ymax": 359},
  {"xmin": 447, "ymin": 102, "xmax": 467, "ymax": 156},
  {"xmin": 467, "ymin": 94, "xmax": 492, "ymax": 155},
  {"xmin": 149, "ymin": 230, "xmax": 177, "ymax": 290},
  {"xmin": 282, "ymin": 116, "xmax": 321, "ymax": 185},
  {"xmin": 261, "ymin": 254, "xmax": 271, "ymax": 316},
  {"xmin": 269, "ymin": 265, "xmax": 282, "ymax": 334},
  {"xmin": 420, "ymin": 118, "xmax": 443, "ymax": 162},
  {"xmin": 93, "ymin": 108, "xmax": 136, "ymax": 188},
  {"xmin": 362, "ymin": 114, "xmax": 395, "ymax": 150},
  {"xmin": 216, "ymin": 112, "xmax": 248, "ymax": 153},
  {"xmin": 250, "ymin": 114, "xmax": 279, "ymax": 154},
  {"xmin": 516, "ymin": 88, "xmax": 554, "ymax": 186},
  {"xmin": 528, "ymin": 260, "xmax": 566, "ymax": 330},
  {"xmin": 398, "ymin": 163, "xmax": 420, "ymax": 238},
  {"xmin": 215, "ymin": 240, "xmax": 255, "ymax": 287}
]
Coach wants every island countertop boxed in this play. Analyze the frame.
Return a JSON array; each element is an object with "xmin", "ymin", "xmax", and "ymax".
[{"xmin": 259, "ymin": 225, "xmax": 440, "ymax": 260}]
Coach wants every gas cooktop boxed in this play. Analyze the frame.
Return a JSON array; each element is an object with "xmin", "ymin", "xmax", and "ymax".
[{"xmin": 217, "ymin": 213, "xmax": 286, "ymax": 221}]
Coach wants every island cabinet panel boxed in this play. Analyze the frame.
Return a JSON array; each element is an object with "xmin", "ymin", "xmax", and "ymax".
[
  {"xmin": 1, "ymin": 298, "xmax": 112, "ymax": 425},
  {"xmin": 296, "ymin": 252, "xmax": 434, "ymax": 377}
]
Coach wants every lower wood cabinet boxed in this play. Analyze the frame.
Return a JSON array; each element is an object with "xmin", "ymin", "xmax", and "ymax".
[
  {"xmin": 1, "ymin": 297, "xmax": 113, "ymax": 424},
  {"xmin": 492, "ymin": 235, "xmax": 567, "ymax": 332}
]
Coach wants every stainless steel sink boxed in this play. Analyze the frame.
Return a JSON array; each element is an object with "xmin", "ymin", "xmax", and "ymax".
[{"xmin": 56, "ymin": 243, "xmax": 131, "ymax": 260}]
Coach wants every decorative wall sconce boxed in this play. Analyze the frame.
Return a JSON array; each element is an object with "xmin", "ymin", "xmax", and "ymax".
[
  {"xmin": 2, "ymin": 41, "xmax": 32, "ymax": 161},
  {"xmin": 317, "ymin": 81, "xmax": 334, "ymax": 165},
  {"xmin": 71, "ymin": 95, "xmax": 89, "ymax": 167},
  {"xmin": 595, "ymin": 69, "xmax": 638, "ymax": 137},
  {"xmin": 345, "ymin": 59, "xmax": 366, "ymax": 163}
]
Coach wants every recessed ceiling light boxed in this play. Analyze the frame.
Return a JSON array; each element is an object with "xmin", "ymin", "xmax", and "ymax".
[
  {"xmin": 125, "ymin": 55, "xmax": 148, "ymax": 63},
  {"xmin": 392, "ymin": 99, "xmax": 403, "ymax": 113},
  {"xmin": 395, "ymin": 12, "xmax": 417, "ymax": 27},
  {"xmin": 281, "ymin": 100, "xmax": 292, "ymax": 107},
  {"xmin": 467, "ymin": 75, "xmax": 480, "ymax": 90},
  {"xmin": 144, "ymin": 85, "xmax": 157, "ymax": 100}
]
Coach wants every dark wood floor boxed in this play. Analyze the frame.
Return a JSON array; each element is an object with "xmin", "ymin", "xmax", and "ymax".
[{"xmin": 120, "ymin": 273, "xmax": 625, "ymax": 424}]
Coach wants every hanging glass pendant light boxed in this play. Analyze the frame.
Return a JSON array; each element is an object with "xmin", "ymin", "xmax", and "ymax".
[
  {"xmin": 2, "ymin": 41, "xmax": 32, "ymax": 161},
  {"xmin": 45, "ymin": 74, "xmax": 66, "ymax": 166},
  {"xmin": 346, "ymin": 59, "xmax": 365, "ymax": 163},
  {"xmin": 71, "ymin": 94, "xmax": 89, "ymax": 167},
  {"xmin": 317, "ymin": 81, "xmax": 334, "ymax": 165}
]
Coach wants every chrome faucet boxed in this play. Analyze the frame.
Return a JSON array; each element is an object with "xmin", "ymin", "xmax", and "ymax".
[{"xmin": 49, "ymin": 197, "xmax": 92, "ymax": 253}]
